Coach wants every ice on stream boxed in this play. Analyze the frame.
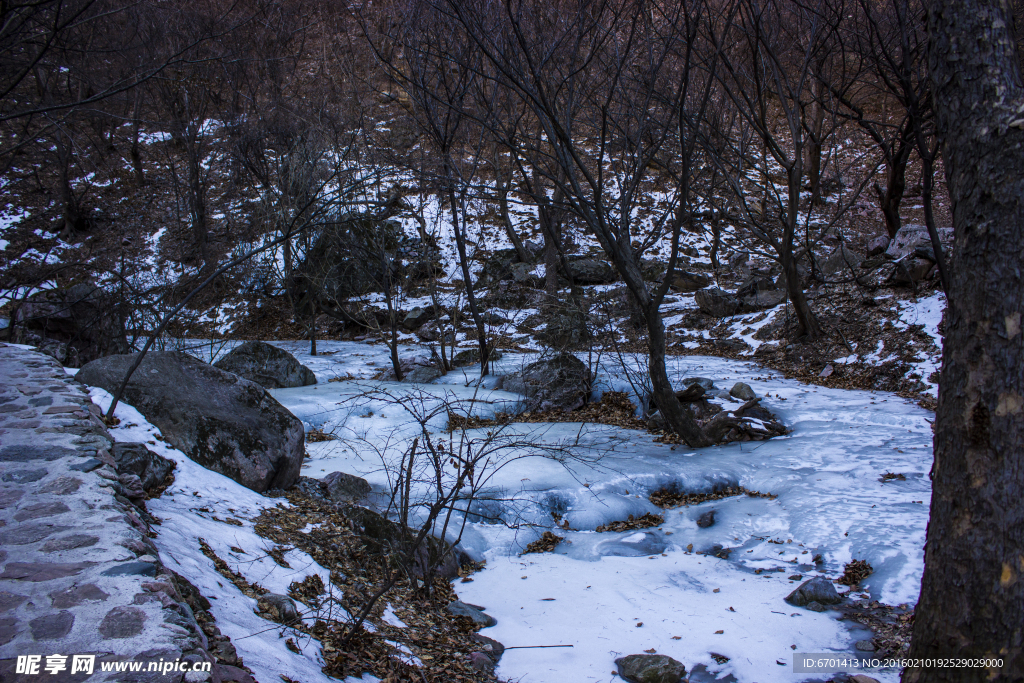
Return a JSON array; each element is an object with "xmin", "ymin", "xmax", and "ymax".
[
  {"xmin": 90, "ymin": 340, "xmax": 932, "ymax": 683},
  {"xmin": 268, "ymin": 341, "xmax": 932, "ymax": 683}
]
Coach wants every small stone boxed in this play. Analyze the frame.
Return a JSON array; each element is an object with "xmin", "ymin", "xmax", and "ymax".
[
  {"xmin": 13, "ymin": 501, "xmax": 71, "ymax": 521},
  {"xmin": 0, "ymin": 591, "xmax": 28, "ymax": 612},
  {"xmin": 0, "ymin": 617, "xmax": 18, "ymax": 645},
  {"xmin": 819, "ymin": 365, "xmax": 834, "ymax": 378},
  {"xmin": 468, "ymin": 652, "xmax": 495, "ymax": 672},
  {"xmin": 785, "ymin": 577, "xmax": 842, "ymax": 607},
  {"xmin": 2, "ymin": 469, "xmax": 48, "ymax": 483},
  {"xmin": 0, "ymin": 523, "xmax": 69, "ymax": 545},
  {"xmin": 41, "ymin": 534, "xmax": 100, "ymax": 552},
  {"xmin": 805, "ymin": 601, "xmax": 828, "ymax": 612},
  {"xmin": 447, "ymin": 600, "xmax": 497, "ymax": 627},
  {"xmin": 696, "ymin": 510, "xmax": 716, "ymax": 528},
  {"xmin": 257, "ymin": 594, "xmax": 301, "ymax": 624},
  {"xmin": 0, "ymin": 445, "xmax": 78, "ymax": 461},
  {"xmin": 101, "ymin": 561, "xmax": 158, "ymax": 577},
  {"xmin": 99, "ymin": 606, "xmax": 147, "ymax": 639},
  {"xmin": 615, "ymin": 653, "xmax": 686, "ymax": 683},
  {"xmin": 729, "ymin": 382, "xmax": 756, "ymax": 401},
  {"xmin": 855, "ymin": 639, "xmax": 876, "ymax": 652},
  {"xmin": 50, "ymin": 583, "xmax": 110, "ymax": 608},
  {"xmin": 69, "ymin": 458, "xmax": 103, "ymax": 472},
  {"xmin": 30, "ymin": 611, "xmax": 75, "ymax": 640},
  {"xmin": 0, "ymin": 487, "xmax": 25, "ymax": 507}
]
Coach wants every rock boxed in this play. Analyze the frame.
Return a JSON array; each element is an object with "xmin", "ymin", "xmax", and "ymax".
[
  {"xmin": 815, "ymin": 244, "xmax": 863, "ymax": 279},
  {"xmin": 404, "ymin": 365, "xmax": 443, "ymax": 383},
  {"xmin": 665, "ymin": 270, "xmax": 711, "ymax": 293},
  {"xmin": 696, "ymin": 510, "xmax": 716, "ymax": 528},
  {"xmin": 851, "ymin": 676, "xmax": 881, "ymax": 683},
  {"xmin": 785, "ymin": 577, "xmax": 842, "ymax": 607},
  {"xmin": 98, "ymin": 606, "xmax": 146, "ymax": 639},
  {"xmin": 213, "ymin": 341, "xmax": 316, "ymax": 389},
  {"xmin": 855, "ymin": 639, "xmax": 876, "ymax": 652},
  {"xmin": 695, "ymin": 288, "xmax": 741, "ymax": 317},
  {"xmin": 322, "ymin": 471, "xmax": 371, "ymax": 504},
  {"xmin": 111, "ymin": 442, "xmax": 175, "ymax": 492},
  {"xmin": 614, "ymin": 654, "xmax": 686, "ymax": 683},
  {"xmin": 568, "ymin": 257, "xmax": 618, "ymax": 285},
  {"xmin": 819, "ymin": 364, "xmax": 834, "ymax": 378},
  {"xmin": 499, "ymin": 354, "xmax": 592, "ymax": 412},
  {"xmin": 536, "ymin": 307, "xmax": 592, "ymax": 349},
  {"xmin": 471, "ymin": 634, "xmax": 505, "ymax": 663},
  {"xmin": 12, "ymin": 283, "xmax": 129, "ymax": 366},
  {"xmin": 78, "ymin": 352, "xmax": 304, "ymax": 493},
  {"xmin": 805, "ymin": 601, "xmax": 828, "ymax": 612},
  {"xmin": 866, "ymin": 235, "xmax": 890, "ymax": 257},
  {"xmin": 893, "ymin": 258, "xmax": 935, "ymax": 284},
  {"xmin": 509, "ymin": 261, "xmax": 544, "ymax": 287},
  {"xmin": 681, "ymin": 377, "xmax": 716, "ymax": 391},
  {"xmin": 480, "ymin": 311, "xmax": 510, "ymax": 325},
  {"xmin": 740, "ymin": 288, "xmax": 787, "ymax": 311},
  {"xmin": 885, "ymin": 224, "xmax": 953, "ymax": 260},
  {"xmin": 257, "ymin": 594, "xmax": 300, "ymax": 625},
  {"xmin": 674, "ymin": 384, "xmax": 705, "ymax": 402},
  {"xmin": 402, "ymin": 307, "xmax": 435, "ymax": 331},
  {"xmin": 479, "ymin": 248, "xmax": 525, "ymax": 284},
  {"xmin": 415, "ymin": 321, "xmax": 454, "ymax": 344},
  {"xmin": 30, "ymin": 611, "xmax": 75, "ymax": 640},
  {"xmin": 729, "ymin": 382, "xmax": 756, "ymax": 401},
  {"xmin": 447, "ymin": 600, "xmax": 496, "ymax": 628},
  {"xmin": 468, "ymin": 652, "xmax": 495, "ymax": 672},
  {"xmin": 451, "ymin": 348, "xmax": 504, "ymax": 367}
]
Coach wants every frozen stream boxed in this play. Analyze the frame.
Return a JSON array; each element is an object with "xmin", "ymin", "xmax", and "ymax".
[{"xmin": 260, "ymin": 340, "xmax": 932, "ymax": 683}]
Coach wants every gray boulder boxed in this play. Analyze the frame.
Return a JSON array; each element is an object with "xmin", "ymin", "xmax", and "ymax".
[
  {"xmin": 730, "ymin": 382, "xmax": 756, "ymax": 401},
  {"xmin": 615, "ymin": 654, "xmax": 686, "ymax": 683},
  {"xmin": 323, "ymin": 471, "xmax": 371, "ymax": 503},
  {"xmin": 402, "ymin": 307, "xmax": 435, "ymax": 331},
  {"xmin": 536, "ymin": 307, "xmax": 592, "ymax": 350},
  {"xmin": 214, "ymin": 341, "xmax": 316, "ymax": 389},
  {"xmin": 499, "ymin": 354, "xmax": 592, "ymax": 412},
  {"xmin": 785, "ymin": 576, "xmax": 842, "ymax": 607},
  {"xmin": 382, "ymin": 354, "xmax": 443, "ymax": 383},
  {"xmin": 885, "ymin": 224, "xmax": 953, "ymax": 260},
  {"xmin": 447, "ymin": 600, "xmax": 496, "ymax": 628},
  {"xmin": 695, "ymin": 288, "xmax": 741, "ymax": 317},
  {"xmin": 568, "ymin": 257, "xmax": 618, "ymax": 285},
  {"xmin": 893, "ymin": 258, "xmax": 935, "ymax": 284},
  {"xmin": 78, "ymin": 352, "xmax": 304, "ymax": 493},
  {"xmin": 681, "ymin": 377, "xmax": 716, "ymax": 391},
  {"xmin": 110, "ymin": 442, "xmax": 175, "ymax": 492},
  {"xmin": 666, "ymin": 270, "xmax": 711, "ymax": 293},
  {"xmin": 866, "ymin": 235, "xmax": 890, "ymax": 257},
  {"xmin": 415, "ymin": 321, "xmax": 454, "ymax": 344}
]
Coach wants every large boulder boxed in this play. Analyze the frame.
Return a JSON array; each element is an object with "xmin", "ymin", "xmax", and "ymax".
[
  {"xmin": 402, "ymin": 307, "xmax": 435, "ymax": 331},
  {"xmin": 695, "ymin": 287, "xmax": 741, "ymax": 317},
  {"xmin": 381, "ymin": 354, "xmax": 444, "ymax": 383},
  {"xmin": 12, "ymin": 283, "xmax": 129, "ymax": 366},
  {"xmin": 77, "ymin": 352, "xmax": 304, "ymax": 492},
  {"xmin": 499, "ymin": 354, "xmax": 591, "ymax": 412},
  {"xmin": 665, "ymin": 270, "xmax": 711, "ymax": 293},
  {"xmin": 614, "ymin": 654, "xmax": 686, "ymax": 683},
  {"xmin": 885, "ymin": 224, "xmax": 953, "ymax": 260},
  {"xmin": 451, "ymin": 348, "xmax": 504, "ymax": 367},
  {"xmin": 568, "ymin": 257, "xmax": 618, "ymax": 285},
  {"xmin": 323, "ymin": 471, "xmax": 371, "ymax": 504},
  {"xmin": 535, "ymin": 307, "xmax": 592, "ymax": 349},
  {"xmin": 213, "ymin": 341, "xmax": 316, "ymax": 389}
]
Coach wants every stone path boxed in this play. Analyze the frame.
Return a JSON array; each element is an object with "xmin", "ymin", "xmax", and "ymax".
[{"xmin": 0, "ymin": 344, "xmax": 224, "ymax": 682}]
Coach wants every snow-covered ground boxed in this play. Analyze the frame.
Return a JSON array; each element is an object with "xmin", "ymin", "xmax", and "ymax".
[
  {"xmin": 264, "ymin": 340, "xmax": 932, "ymax": 683},
  {"xmin": 86, "ymin": 339, "xmax": 932, "ymax": 683}
]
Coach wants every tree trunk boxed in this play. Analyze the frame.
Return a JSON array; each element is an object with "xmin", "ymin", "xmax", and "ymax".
[
  {"xmin": 644, "ymin": 301, "xmax": 709, "ymax": 447},
  {"xmin": 446, "ymin": 180, "xmax": 489, "ymax": 377},
  {"xmin": 904, "ymin": 1, "xmax": 1024, "ymax": 679},
  {"xmin": 876, "ymin": 136, "xmax": 913, "ymax": 239},
  {"xmin": 496, "ymin": 168, "xmax": 531, "ymax": 263}
]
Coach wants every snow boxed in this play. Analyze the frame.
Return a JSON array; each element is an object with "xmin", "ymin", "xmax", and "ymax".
[
  {"xmin": 893, "ymin": 293, "xmax": 946, "ymax": 395},
  {"xmin": 86, "ymin": 339, "xmax": 933, "ymax": 682},
  {"xmin": 259, "ymin": 342, "xmax": 932, "ymax": 683}
]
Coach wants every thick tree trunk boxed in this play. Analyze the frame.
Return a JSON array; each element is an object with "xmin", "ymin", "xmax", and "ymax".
[
  {"xmin": 644, "ymin": 301, "xmax": 709, "ymax": 447},
  {"xmin": 904, "ymin": 1, "xmax": 1024, "ymax": 680}
]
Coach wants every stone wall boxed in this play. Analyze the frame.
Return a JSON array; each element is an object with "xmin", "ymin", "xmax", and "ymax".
[{"xmin": 0, "ymin": 344, "xmax": 239, "ymax": 683}]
